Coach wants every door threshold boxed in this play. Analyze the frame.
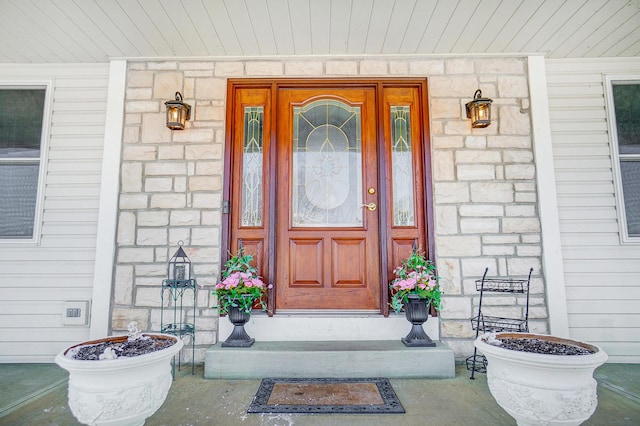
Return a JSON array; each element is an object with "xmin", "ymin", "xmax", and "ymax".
[{"xmin": 258, "ymin": 310, "xmax": 383, "ymax": 318}]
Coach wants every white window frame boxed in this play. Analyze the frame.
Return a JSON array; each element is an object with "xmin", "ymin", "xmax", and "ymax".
[
  {"xmin": 0, "ymin": 81, "xmax": 53, "ymax": 244},
  {"xmin": 604, "ymin": 74, "xmax": 640, "ymax": 244}
]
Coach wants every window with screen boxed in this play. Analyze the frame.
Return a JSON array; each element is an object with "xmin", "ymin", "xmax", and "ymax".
[
  {"xmin": 609, "ymin": 79, "xmax": 640, "ymax": 241},
  {"xmin": 0, "ymin": 87, "xmax": 47, "ymax": 239}
]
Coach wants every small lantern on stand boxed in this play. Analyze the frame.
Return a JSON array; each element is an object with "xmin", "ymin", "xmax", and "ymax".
[
  {"xmin": 168, "ymin": 240, "xmax": 191, "ymax": 285},
  {"xmin": 466, "ymin": 89, "xmax": 493, "ymax": 128}
]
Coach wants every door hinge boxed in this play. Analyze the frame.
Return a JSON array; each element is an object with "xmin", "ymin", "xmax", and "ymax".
[{"xmin": 222, "ymin": 200, "xmax": 229, "ymax": 214}]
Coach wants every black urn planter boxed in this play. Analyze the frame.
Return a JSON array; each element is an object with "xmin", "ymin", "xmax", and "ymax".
[
  {"xmin": 401, "ymin": 294, "xmax": 436, "ymax": 347},
  {"xmin": 222, "ymin": 303, "xmax": 255, "ymax": 347}
]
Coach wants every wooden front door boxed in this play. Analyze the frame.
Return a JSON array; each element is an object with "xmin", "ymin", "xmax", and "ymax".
[
  {"xmin": 224, "ymin": 79, "xmax": 433, "ymax": 315},
  {"xmin": 276, "ymin": 88, "xmax": 379, "ymax": 310}
]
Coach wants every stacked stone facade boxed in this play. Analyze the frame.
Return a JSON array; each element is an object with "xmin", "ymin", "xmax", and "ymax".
[{"xmin": 114, "ymin": 57, "xmax": 547, "ymax": 361}]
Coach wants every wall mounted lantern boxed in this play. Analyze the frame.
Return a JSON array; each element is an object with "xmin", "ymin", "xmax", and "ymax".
[
  {"xmin": 466, "ymin": 89, "xmax": 493, "ymax": 128},
  {"xmin": 165, "ymin": 91, "xmax": 191, "ymax": 130}
]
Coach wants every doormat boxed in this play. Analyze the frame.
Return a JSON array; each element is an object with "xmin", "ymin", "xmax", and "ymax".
[{"xmin": 247, "ymin": 377, "xmax": 405, "ymax": 414}]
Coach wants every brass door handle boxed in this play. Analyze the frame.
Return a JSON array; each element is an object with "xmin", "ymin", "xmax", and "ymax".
[{"xmin": 361, "ymin": 202, "xmax": 377, "ymax": 211}]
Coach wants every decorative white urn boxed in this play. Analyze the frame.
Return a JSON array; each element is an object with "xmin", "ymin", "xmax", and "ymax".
[
  {"xmin": 55, "ymin": 333, "xmax": 183, "ymax": 426},
  {"xmin": 475, "ymin": 332, "xmax": 607, "ymax": 426}
]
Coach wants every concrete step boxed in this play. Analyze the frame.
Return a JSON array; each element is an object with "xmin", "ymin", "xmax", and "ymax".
[{"xmin": 204, "ymin": 340, "xmax": 455, "ymax": 379}]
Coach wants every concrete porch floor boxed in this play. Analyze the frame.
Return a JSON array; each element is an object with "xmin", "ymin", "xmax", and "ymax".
[{"xmin": 1, "ymin": 362, "xmax": 639, "ymax": 425}]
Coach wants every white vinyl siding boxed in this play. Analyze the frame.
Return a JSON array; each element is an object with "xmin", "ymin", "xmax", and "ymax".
[
  {"xmin": 546, "ymin": 58, "xmax": 640, "ymax": 363},
  {"xmin": 0, "ymin": 64, "xmax": 110, "ymax": 362}
]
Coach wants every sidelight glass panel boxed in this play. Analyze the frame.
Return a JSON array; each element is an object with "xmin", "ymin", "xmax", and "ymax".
[
  {"xmin": 390, "ymin": 106, "xmax": 415, "ymax": 226},
  {"xmin": 241, "ymin": 107, "xmax": 263, "ymax": 227},
  {"xmin": 292, "ymin": 99, "xmax": 362, "ymax": 227}
]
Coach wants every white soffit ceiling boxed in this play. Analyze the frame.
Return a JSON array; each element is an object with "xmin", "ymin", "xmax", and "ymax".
[{"xmin": 0, "ymin": 0, "xmax": 639, "ymax": 63}]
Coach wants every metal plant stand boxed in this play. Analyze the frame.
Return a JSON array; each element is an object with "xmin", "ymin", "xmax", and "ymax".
[
  {"xmin": 161, "ymin": 278, "xmax": 196, "ymax": 376},
  {"xmin": 467, "ymin": 267, "xmax": 533, "ymax": 379}
]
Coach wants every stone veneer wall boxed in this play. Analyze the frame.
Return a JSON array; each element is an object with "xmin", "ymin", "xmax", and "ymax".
[{"xmin": 114, "ymin": 57, "xmax": 548, "ymax": 362}]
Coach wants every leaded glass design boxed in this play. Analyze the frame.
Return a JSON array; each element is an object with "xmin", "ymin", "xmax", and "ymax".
[
  {"xmin": 241, "ymin": 107, "xmax": 263, "ymax": 227},
  {"xmin": 390, "ymin": 106, "xmax": 415, "ymax": 226},
  {"xmin": 292, "ymin": 99, "xmax": 362, "ymax": 227}
]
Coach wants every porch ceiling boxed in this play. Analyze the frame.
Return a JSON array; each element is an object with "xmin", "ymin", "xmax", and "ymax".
[{"xmin": 1, "ymin": 0, "xmax": 640, "ymax": 64}]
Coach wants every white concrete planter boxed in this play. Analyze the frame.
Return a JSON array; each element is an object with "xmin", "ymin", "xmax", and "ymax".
[
  {"xmin": 55, "ymin": 333, "xmax": 183, "ymax": 426},
  {"xmin": 475, "ymin": 332, "xmax": 607, "ymax": 426}
]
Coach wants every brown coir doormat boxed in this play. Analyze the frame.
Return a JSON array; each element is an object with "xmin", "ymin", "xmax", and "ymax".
[{"xmin": 247, "ymin": 378, "xmax": 405, "ymax": 414}]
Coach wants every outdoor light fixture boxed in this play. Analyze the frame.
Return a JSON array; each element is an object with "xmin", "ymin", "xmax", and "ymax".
[
  {"xmin": 466, "ymin": 89, "xmax": 493, "ymax": 128},
  {"xmin": 165, "ymin": 91, "xmax": 191, "ymax": 130},
  {"xmin": 168, "ymin": 240, "xmax": 192, "ymax": 284}
]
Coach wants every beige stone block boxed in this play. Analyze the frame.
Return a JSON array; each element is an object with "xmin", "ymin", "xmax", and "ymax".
[
  {"xmin": 171, "ymin": 210, "xmax": 201, "ymax": 226},
  {"xmin": 455, "ymin": 150, "xmax": 501, "ymax": 164},
  {"xmin": 506, "ymin": 205, "xmax": 536, "ymax": 217},
  {"xmin": 430, "ymin": 98, "xmax": 461, "ymax": 119},
  {"xmin": 522, "ymin": 234, "xmax": 540, "ymax": 243},
  {"xmin": 129, "ymin": 63, "xmax": 146, "ymax": 71},
  {"xmin": 389, "ymin": 61, "xmax": 409, "ymax": 75},
  {"xmin": 457, "ymin": 164, "xmax": 495, "ymax": 180},
  {"xmin": 359, "ymin": 60, "xmax": 387, "ymax": 75},
  {"xmin": 189, "ymin": 175, "xmax": 222, "ymax": 191},
  {"xmin": 475, "ymin": 58, "xmax": 524, "ymax": 75},
  {"xmin": 429, "ymin": 76, "xmax": 477, "ymax": 97},
  {"xmin": 459, "ymin": 204, "xmax": 503, "ymax": 217},
  {"xmin": 441, "ymin": 320, "xmax": 474, "ymax": 338},
  {"xmin": 185, "ymin": 71, "xmax": 214, "ymax": 78},
  {"xmin": 126, "ymin": 101, "xmax": 160, "ymax": 113},
  {"xmin": 482, "ymin": 306, "xmax": 523, "ymax": 319},
  {"xmin": 117, "ymin": 212, "xmax": 136, "ymax": 245},
  {"xmin": 158, "ymin": 145, "xmax": 184, "ymax": 160},
  {"xmin": 185, "ymin": 144, "xmax": 223, "ymax": 160},
  {"xmin": 498, "ymin": 76, "xmax": 529, "ymax": 98},
  {"xmin": 445, "ymin": 58, "xmax": 474, "ymax": 74},
  {"xmin": 123, "ymin": 145, "xmax": 156, "ymax": 161},
  {"xmin": 138, "ymin": 211, "xmax": 169, "ymax": 227},
  {"xmin": 195, "ymin": 78, "xmax": 227, "ymax": 99},
  {"xmin": 517, "ymin": 245, "xmax": 541, "ymax": 256},
  {"xmin": 172, "ymin": 128, "xmax": 214, "ymax": 143},
  {"xmin": 487, "ymin": 136, "xmax": 531, "ymax": 148},
  {"xmin": 505, "ymin": 164, "xmax": 535, "ymax": 180},
  {"xmin": 126, "ymin": 88, "xmax": 153, "ymax": 100},
  {"xmin": 430, "ymin": 121, "xmax": 443, "ymax": 135},
  {"xmin": 121, "ymin": 162, "xmax": 143, "ymax": 192},
  {"xmin": 503, "ymin": 150, "xmax": 533, "ymax": 163},
  {"xmin": 437, "ymin": 236, "xmax": 481, "ymax": 257},
  {"xmin": 118, "ymin": 247, "xmax": 154, "ymax": 263},
  {"xmin": 214, "ymin": 62, "xmax": 244, "ymax": 76},
  {"xmin": 136, "ymin": 264, "xmax": 168, "ymax": 277},
  {"xmin": 144, "ymin": 177, "xmax": 173, "ymax": 192},
  {"xmin": 483, "ymin": 235, "xmax": 519, "ymax": 244},
  {"xmin": 499, "ymin": 106, "xmax": 531, "ymax": 135},
  {"xmin": 112, "ymin": 308, "xmax": 149, "ymax": 331},
  {"xmin": 202, "ymin": 211, "xmax": 221, "ymax": 226},
  {"xmin": 409, "ymin": 60, "xmax": 444, "ymax": 75},
  {"xmin": 119, "ymin": 194, "xmax": 149, "ymax": 209},
  {"xmin": 326, "ymin": 61, "xmax": 358, "ymax": 75},
  {"xmin": 150, "ymin": 194, "xmax": 187, "ymax": 209},
  {"xmin": 482, "ymin": 245, "xmax": 515, "ymax": 256},
  {"xmin": 438, "ymin": 296, "xmax": 472, "ymax": 319},
  {"xmin": 180, "ymin": 62, "xmax": 214, "ymax": 71},
  {"xmin": 436, "ymin": 258, "xmax": 461, "ymax": 295},
  {"xmin": 195, "ymin": 161, "xmax": 222, "ymax": 175},
  {"xmin": 434, "ymin": 182, "xmax": 469, "ymax": 203},
  {"xmin": 515, "ymin": 192, "xmax": 537, "ymax": 203},
  {"xmin": 285, "ymin": 61, "xmax": 323, "ymax": 75},
  {"xmin": 153, "ymin": 72, "xmax": 183, "ymax": 99},
  {"xmin": 246, "ymin": 62, "xmax": 283, "ymax": 76},
  {"xmin": 465, "ymin": 136, "xmax": 487, "ymax": 148},
  {"xmin": 460, "ymin": 218, "xmax": 499, "ymax": 234},
  {"xmin": 435, "ymin": 205, "xmax": 458, "ymax": 234},
  {"xmin": 169, "ymin": 228, "xmax": 190, "ymax": 245},
  {"xmin": 174, "ymin": 177, "xmax": 187, "ymax": 192},
  {"xmin": 502, "ymin": 217, "xmax": 540, "ymax": 233},
  {"xmin": 432, "ymin": 136, "xmax": 463, "ymax": 149},
  {"xmin": 432, "ymin": 150, "xmax": 454, "ymax": 181},
  {"xmin": 195, "ymin": 105, "xmax": 225, "ymax": 121},
  {"xmin": 470, "ymin": 182, "xmax": 513, "ymax": 203},
  {"xmin": 148, "ymin": 62, "xmax": 178, "ymax": 70},
  {"xmin": 128, "ymin": 71, "xmax": 153, "ymax": 88},
  {"xmin": 114, "ymin": 265, "xmax": 134, "ymax": 305},
  {"xmin": 126, "ymin": 113, "xmax": 142, "ymax": 124},
  {"xmin": 444, "ymin": 120, "xmax": 472, "ymax": 135},
  {"xmin": 136, "ymin": 287, "xmax": 167, "ymax": 307},
  {"xmin": 141, "ymin": 113, "xmax": 171, "ymax": 143},
  {"xmin": 507, "ymin": 257, "xmax": 540, "ymax": 277},
  {"xmin": 191, "ymin": 228, "xmax": 220, "ymax": 246},
  {"xmin": 145, "ymin": 162, "xmax": 186, "ymax": 176}
]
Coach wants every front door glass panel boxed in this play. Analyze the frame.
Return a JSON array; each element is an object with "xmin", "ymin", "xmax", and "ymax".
[
  {"xmin": 241, "ymin": 106, "xmax": 264, "ymax": 227},
  {"xmin": 390, "ymin": 106, "xmax": 415, "ymax": 226},
  {"xmin": 292, "ymin": 99, "xmax": 362, "ymax": 227}
]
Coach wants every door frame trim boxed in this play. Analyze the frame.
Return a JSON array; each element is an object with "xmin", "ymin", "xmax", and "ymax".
[{"xmin": 222, "ymin": 78, "xmax": 435, "ymax": 316}]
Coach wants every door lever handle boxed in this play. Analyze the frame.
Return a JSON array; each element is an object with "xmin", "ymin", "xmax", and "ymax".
[{"xmin": 361, "ymin": 202, "xmax": 377, "ymax": 211}]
